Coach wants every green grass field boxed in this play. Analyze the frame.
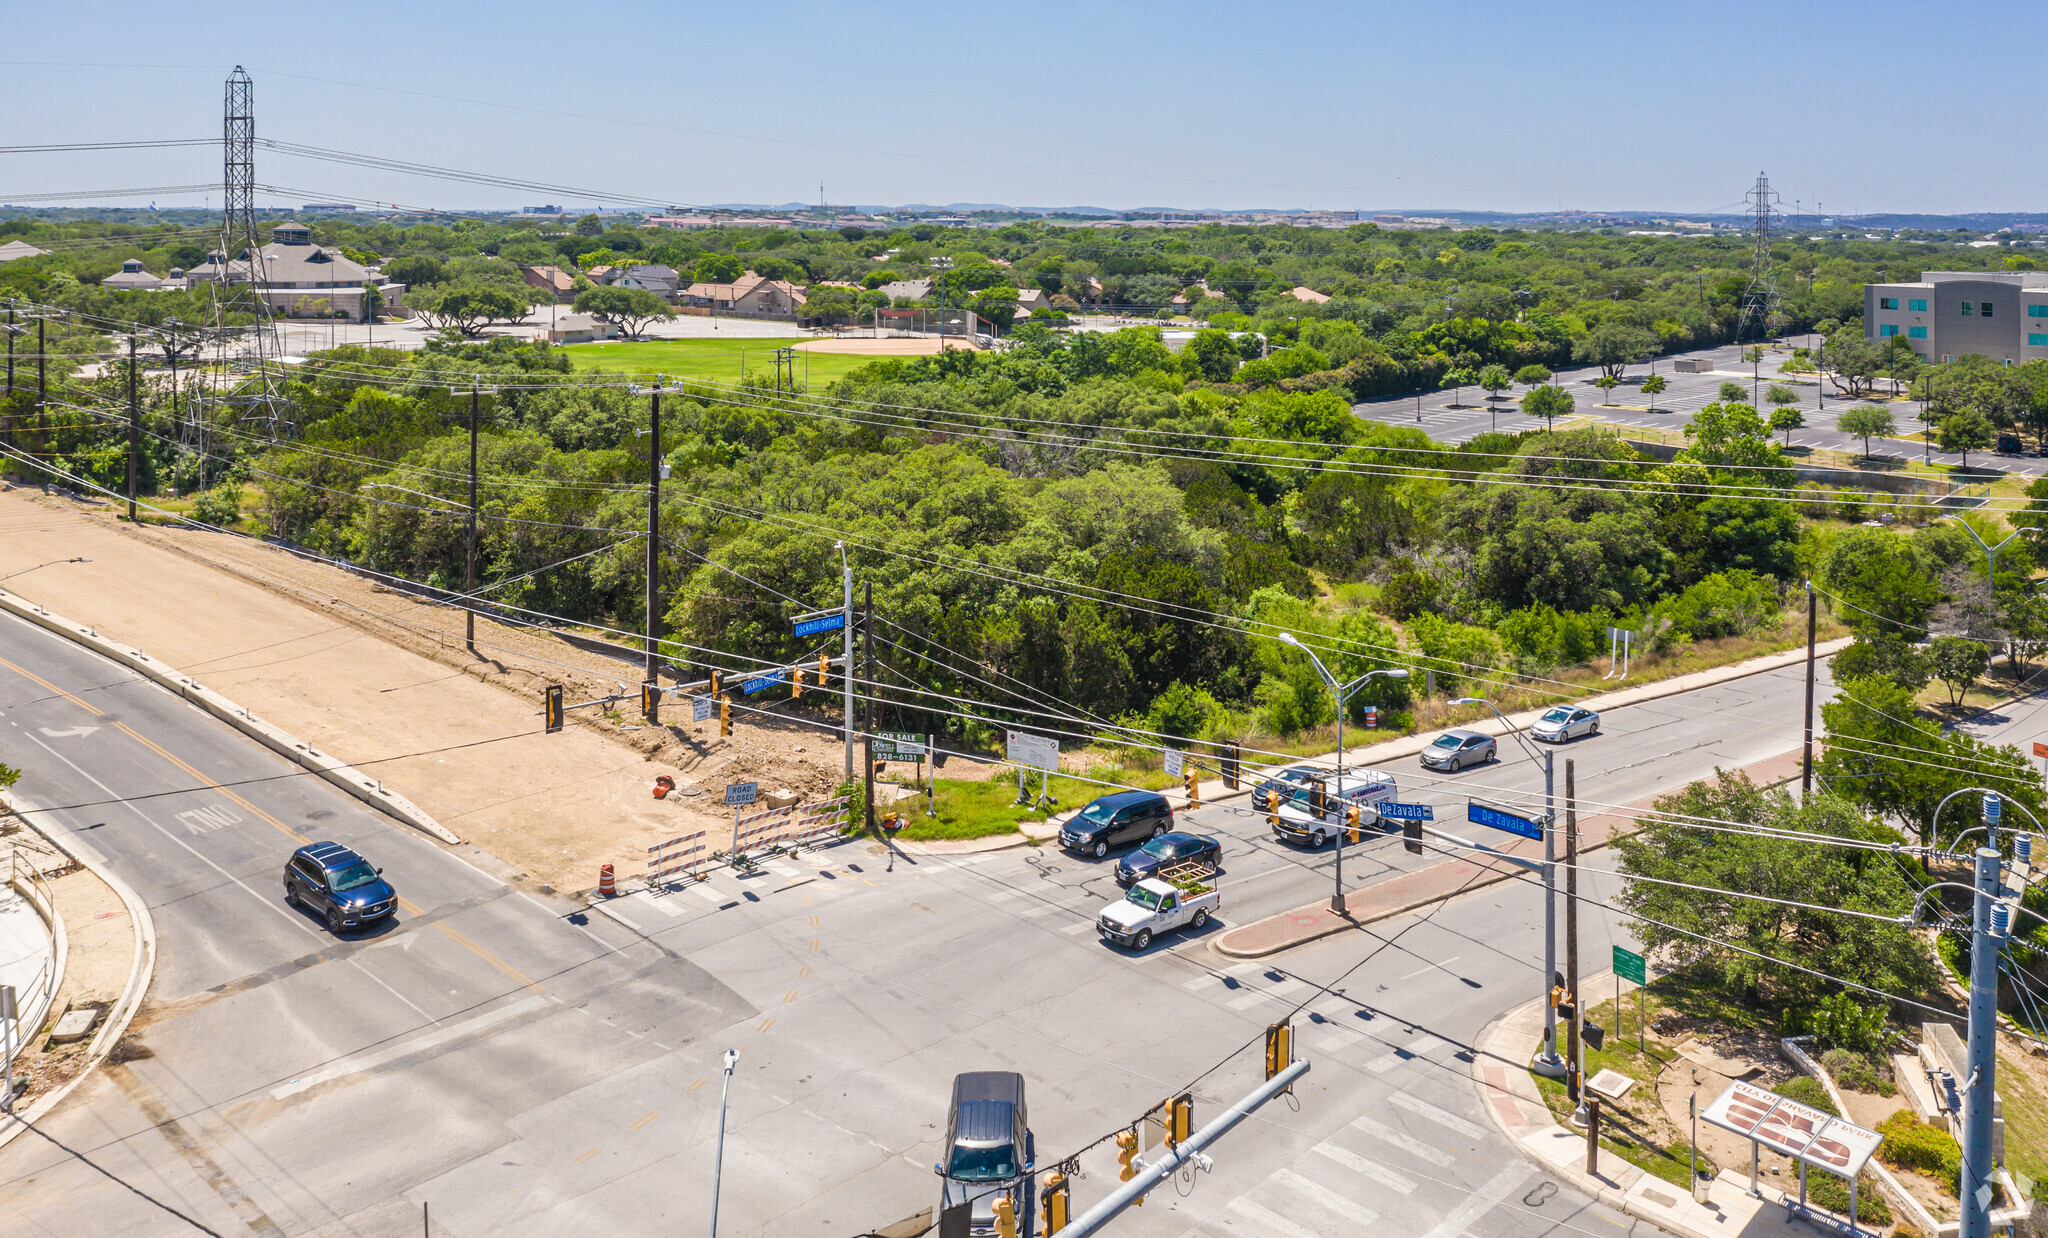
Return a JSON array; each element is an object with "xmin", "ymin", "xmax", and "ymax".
[{"xmin": 560, "ymin": 338, "xmax": 875, "ymax": 387}]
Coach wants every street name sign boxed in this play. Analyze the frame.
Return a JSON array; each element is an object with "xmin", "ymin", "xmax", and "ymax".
[
  {"xmin": 742, "ymin": 669, "xmax": 785, "ymax": 695},
  {"xmin": 1467, "ymin": 800, "xmax": 1542, "ymax": 841},
  {"xmin": 793, "ymin": 612, "xmax": 846, "ymax": 639},
  {"xmin": 1379, "ymin": 801, "xmax": 1435, "ymax": 822}
]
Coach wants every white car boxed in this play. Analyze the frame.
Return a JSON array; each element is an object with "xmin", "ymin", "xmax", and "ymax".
[{"xmin": 1531, "ymin": 706, "xmax": 1600, "ymax": 743}]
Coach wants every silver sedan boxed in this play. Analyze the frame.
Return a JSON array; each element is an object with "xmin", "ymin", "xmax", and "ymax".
[{"xmin": 1530, "ymin": 706, "xmax": 1600, "ymax": 742}]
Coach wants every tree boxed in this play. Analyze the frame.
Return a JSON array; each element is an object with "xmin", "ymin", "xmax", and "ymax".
[
  {"xmin": 1927, "ymin": 635, "xmax": 1990, "ymax": 707},
  {"xmin": 1766, "ymin": 383, "xmax": 1799, "ymax": 411},
  {"xmin": 573, "ymin": 285, "xmax": 674, "ymax": 338},
  {"xmin": 1183, "ymin": 328, "xmax": 1240, "ymax": 383},
  {"xmin": 1818, "ymin": 526, "xmax": 1943, "ymax": 633},
  {"xmin": 1614, "ymin": 771, "xmax": 1937, "ymax": 1009},
  {"xmin": 409, "ymin": 283, "xmax": 530, "ymax": 336},
  {"xmin": 1837, "ymin": 404, "xmax": 1896, "ymax": 459},
  {"xmin": 1521, "ymin": 383, "xmax": 1574, "ymax": 429},
  {"xmin": 970, "ymin": 284, "xmax": 1019, "ymax": 331},
  {"xmin": 1440, "ymin": 367, "xmax": 1476, "ymax": 407},
  {"xmin": 383, "ymin": 254, "xmax": 444, "ymax": 288},
  {"xmin": 1642, "ymin": 372, "xmax": 1667, "ymax": 412},
  {"xmin": 692, "ymin": 253, "xmax": 744, "ymax": 284},
  {"xmin": 1593, "ymin": 374, "xmax": 1619, "ymax": 404},
  {"xmin": 1682, "ymin": 401, "xmax": 1783, "ymax": 476},
  {"xmin": 1513, "ymin": 363, "xmax": 1552, "ymax": 388},
  {"xmin": 1824, "ymin": 331, "xmax": 1885, "ymax": 397},
  {"xmin": 1937, "ymin": 406, "xmax": 1994, "ymax": 471},
  {"xmin": 574, "ymin": 214, "xmax": 605, "ymax": 237},
  {"xmin": 1768, "ymin": 405, "xmax": 1805, "ymax": 447},
  {"xmin": 1477, "ymin": 363, "xmax": 1511, "ymax": 404},
  {"xmin": 1571, "ymin": 322, "xmax": 1658, "ymax": 378}
]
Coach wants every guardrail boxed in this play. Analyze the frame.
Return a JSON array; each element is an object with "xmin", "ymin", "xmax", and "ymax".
[{"xmin": 4, "ymin": 848, "xmax": 61, "ymax": 1068}]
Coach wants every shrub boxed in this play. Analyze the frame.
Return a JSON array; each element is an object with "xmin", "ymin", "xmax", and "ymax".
[
  {"xmin": 190, "ymin": 484, "xmax": 242, "ymax": 527},
  {"xmin": 1822, "ymin": 1048, "xmax": 1896, "ymax": 1096},
  {"xmin": 1496, "ymin": 603, "xmax": 1609, "ymax": 672},
  {"xmin": 1655, "ymin": 570, "xmax": 1781, "ymax": 641},
  {"xmin": 1806, "ymin": 1171, "xmax": 1892, "ymax": 1225},
  {"xmin": 1877, "ymin": 1109, "xmax": 1962, "ymax": 1193},
  {"xmin": 1377, "ymin": 571, "xmax": 1440, "ymax": 620},
  {"xmin": 1405, "ymin": 613, "xmax": 1503, "ymax": 695},
  {"xmin": 1803, "ymin": 989, "xmax": 1891, "ymax": 1054},
  {"xmin": 1147, "ymin": 681, "xmax": 1226, "ymax": 742},
  {"xmin": 1775, "ymin": 1074, "xmax": 1838, "ymax": 1116}
]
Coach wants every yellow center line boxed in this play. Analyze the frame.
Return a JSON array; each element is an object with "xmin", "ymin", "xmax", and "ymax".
[
  {"xmin": 574, "ymin": 1147, "xmax": 601, "ymax": 1164},
  {"xmin": 629, "ymin": 1111, "xmax": 659, "ymax": 1131}
]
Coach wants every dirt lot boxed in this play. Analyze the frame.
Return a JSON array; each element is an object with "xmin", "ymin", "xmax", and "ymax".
[{"xmin": 0, "ymin": 483, "xmax": 869, "ymax": 893}]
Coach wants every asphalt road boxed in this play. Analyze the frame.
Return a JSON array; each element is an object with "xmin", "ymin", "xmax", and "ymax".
[
  {"xmin": 1353, "ymin": 339, "xmax": 2042, "ymax": 479},
  {"xmin": 0, "ymin": 605, "xmax": 1837, "ymax": 1237}
]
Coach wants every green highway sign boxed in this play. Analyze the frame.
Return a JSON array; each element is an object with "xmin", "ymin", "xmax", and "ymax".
[{"xmin": 1612, "ymin": 945, "xmax": 1646, "ymax": 986}]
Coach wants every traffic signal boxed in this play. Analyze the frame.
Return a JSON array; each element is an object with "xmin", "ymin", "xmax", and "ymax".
[
  {"xmin": 1584, "ymin": 1023, "xmax": 1606, "ymax": 1051},
  {"xmin": 1114, "ymin": 1128, "xmax": 1143, "ymax": 1206},
  {"xmin": 818, "ymin": 651, "xmax": 830, "ymax": 684},
  {"xmin": 544, "ymin": 684, "xmax": 565, "ymax": 733},
  {"xmin": 1041, "ymin": 1172, "xmax": 1069, "ymax": 1234},
  {"xmin": 1182, "ymin": 768, "xmax": 1199, "ymax": 807},
  {"xmin": 1345, "ymin": 805, "xmax": 1363, "ymax": 844},
  {"xmin": 710, "ymin": 669, "xmax": 722, "ymax": 697},
  {"xmin": 719, "ymin": 696, "xmax": 732, "ymax": 737},
  {"xmin": 1222, "ymin": 741, "xmax": 1239, "ymax": 789},
  {"xmin": 1264, "ymin": 1020, "xmax": 1292, "ymax": 1081},
  {"xmin": 1403, "ymin": 817, "xmax": 1422, "ymax": 854},
  {"xmin": 792, "ymin": 665, "xmax": 804, "ymax": 699},
  {"xmin": 993, "ymin": 1193, "xmax": 1016, "ymax": 1238},
  {"xmin": 1268, "ymin": 808, "xmax": 1281, "ymax": 833},
  {"xmin": 641, "ymin": 681, "xmax": 660, "ymax": 724},
  {"xmin": 1165, "ymin": 1093, "xmax": 1192, "ymax": 1148}
]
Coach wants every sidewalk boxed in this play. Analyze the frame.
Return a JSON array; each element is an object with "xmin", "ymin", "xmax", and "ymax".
[
  {"xmin": 0, "ymin": 860, "xmax": 57, "ymax": 1057},
  {"xmin": 1215, "ymin": 746, "xmax": 1811, "ymax": 957},
  {"xmin": 1473, "ymin": 982, "xmax": 1828, "ymax": 1238}
]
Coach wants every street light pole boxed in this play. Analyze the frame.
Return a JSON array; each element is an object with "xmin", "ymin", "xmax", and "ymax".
[
  {"xmin": 837, "ymin": 540, "xmax": 853, "ymax": 782},
  {"xmin": 1942, "ymin": 515, "xmax": 2041, "ymax": 674},
  {"xmin": 1276, "ymin": 632, "xmax": 1407, "ymax": 915},
  {"xmin": 709, "ymin": 1047, "xmax": 740, "ymax": 1238}
]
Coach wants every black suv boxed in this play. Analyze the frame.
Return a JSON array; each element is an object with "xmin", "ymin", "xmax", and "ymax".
[
  {"xmin": 1059, "ymin": 790, "xmax": 1174, "ymax": 858},
  {"xmin": 284, "ymin": 841, "xmax": 397, "ymax": 933}
]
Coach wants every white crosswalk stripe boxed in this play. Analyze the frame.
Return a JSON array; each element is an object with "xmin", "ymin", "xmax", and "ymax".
[
  {"xmin": 1418, "ymin": 1160, "xmax": 1534, "ymax": 1238},
  {"xmin": 1225, "ymin": 1196, "xmax": 1345, "ymax": 1238},
  {"xmin": 1269, "ymin": 1166, "xmax": 1378, "ymax": 1222},
  {"xmin": 1225, "ymin": 977, "xmax": 1306, "ymax": 1011},
  {"xmin": 1391, "ymin": 1091, "xmax": 1488, "ymax": 1142},
  {"xmin": 1018, "ymin": 901, "xmax": 1059, "ymax": 918},
  {"xmin": 1365, "ymin": 1033, "xmax": 1442, "ymax": 1073},
  {"xmin": 690, "ymin": 881, "xmax": 726, "ymax": 904},
  {"xmin": 1061, "ymin": 920, "xmax": 1094, "ymax": 935},
  {"xmin": 1310, "ymin": 1140, "xmax": 1414, "ymax": 1194},
  {"xmin": 1348, "ymin": 1114, "xmax": 1453, "ymax": 1166}
]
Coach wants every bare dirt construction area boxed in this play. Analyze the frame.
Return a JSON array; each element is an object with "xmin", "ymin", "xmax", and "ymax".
[
  {"xmin": 794, "ymin": 336, "xmax": 984, "ymax": 356},
  {"xmin": 0, "ymin": 483, "xmax": 855, "ymax": 894}
]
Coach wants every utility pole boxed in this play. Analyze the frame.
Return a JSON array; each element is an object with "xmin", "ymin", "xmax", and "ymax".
[
  {"xmin": 862, "ymin": 580, "xmax": 876, "ymax": 833},
  {"xmin": 1802, "ymin": 581, "xmax": 1817, "ymax": 797},
  {"xmin": 839, "ymin": 542, "xmax": 854, "ymax": 781},
  {"xmin": 466, "ymin": 383, "xmax": 480, "ymax": 654},
  {"xmin": 1961, "ymin": 844, "xmax": 2004, "ymax": 1238},
  {"xmin": 126, "ymin": 335, "xmax": 139, "ymax": 521},
  {"xmin": 1536, "ymin": 747, "xmax": 1564, "ymax": 1075},
  {"xmin": 36, "ymin": 314, "xmax": 46, "ymax": 480},
  {"xmin": 1565, "ymin": 758, "xmax": 1584, "ymax": 1122},
  {"xmin": 644, "ymin": 382, "xmax": 662, "ymax": 713}
]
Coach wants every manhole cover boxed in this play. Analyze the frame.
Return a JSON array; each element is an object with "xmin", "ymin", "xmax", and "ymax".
[
  {"xmin": 1293, "ymin": 915, "xmax": 1319, "ymax": 927},
  {"xmin": 675, "ymin": 785, "xmax": 704, "ymax": 797}
]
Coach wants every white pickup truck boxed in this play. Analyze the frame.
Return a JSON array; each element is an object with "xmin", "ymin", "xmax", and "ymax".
[
  {"xmin": 1097, "ymin": 862, "xmax": 1219, "ymax": 950},
  {"xmin": 1271, "ymin": 769, "xmax": 1398, "ymax": 848}
]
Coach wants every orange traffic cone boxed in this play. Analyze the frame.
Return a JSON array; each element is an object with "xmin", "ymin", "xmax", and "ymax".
[{"xmin": 598, "ymin": 863, "xmax": 617, "ymax": 897}]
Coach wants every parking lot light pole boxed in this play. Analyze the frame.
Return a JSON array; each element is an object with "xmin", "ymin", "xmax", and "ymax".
[
  {"xmin": 1453, "ymin": 695, "xmax": 1564, "ymax": 1076},
  {"xmin": 1277, "ymin": 633, "xmax": 1408, "ymax": 915}
]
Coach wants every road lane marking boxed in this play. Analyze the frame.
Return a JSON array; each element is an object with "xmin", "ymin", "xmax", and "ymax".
[
  {"xmin": 574, "ymin": 1147, "xmax": 601, "ymax": 1163},
  {"xmin": 1226, "ymin": 1196, "xmax": 1349, "ymax": 1238},
  {"xmin": 1267, "ymin": 1168, "xmax": 1371, "ymax": 1225},
  {"xmin": 1019, "ymin": 902, "xmax": 1058, "ymax": 918},
  {"xmin": 1391, "ymin": 1091, "xmax": 1488, "ymax": 1141},
  {"xmin": 756, "ymin": 1017, "xmax": 775, "ymax": 1033},
  {"xmin": 687, "ymin": 1079, "xmax": 706, "ymax": 1093},
  {"xmin": 629, "ymin": 1111, "xmax": 659, "ymax": 1131},
  {"xmin": 808, "ymin": 939, "xmax": 820, "ymax": 952},
  {"xmin": 1062, "ymin": 921, "xmax": 1093, "ymax": 935},
  {"xmin": 1348, "ymin": 1115, "xmax": 1453, "ymax": 1166},
  {"xmin": 1416, "ymin": 1160, "xmax": 1533, "ymax": 1238},
  {"xmin": 1398, "ymin": 954, "xmax": 1459, "ymax": 980},
  {"xmin": 797, "ymin": 965, "xmax": 811, "ymax": 979},
  {"xmin": 782, "ymin": 989, "xmax": 798, "ymax": 1004},
  {"xmin": 272, "ymin": 994, "xmax": 547, "ymax": 1099},
  {"xmin": 1366, "ymin": 1034, "xmax": 1443, "ymax": 1074},
  {"xmin": 1310, "ymin": 1141, "xmax": 1414, "ymax": 1193}
]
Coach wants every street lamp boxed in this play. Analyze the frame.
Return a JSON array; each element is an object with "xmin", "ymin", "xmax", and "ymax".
[
  {"xmin": 1940, "ymin": 515, "xmax": 2042, "ymax": 673},
  {"xmin": 1452, "ymin": 694, "xmax": 1564, "ymax": 1077},
  {"xmin": 0, "ymin": 557, "xmax": 90, "ymax": 583},
  {"xmin": 709, "ymin": 1047, "xmax": 740, "ymax": 1238},
  {"xmin": 1275, "ymin": 631, "xmax": 1409, "ymax": 914}
]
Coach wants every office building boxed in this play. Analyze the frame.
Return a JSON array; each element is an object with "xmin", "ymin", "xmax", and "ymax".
[{"xmin": 1864, "ymin": 270, "xmax": 2048, "ymax": 365}]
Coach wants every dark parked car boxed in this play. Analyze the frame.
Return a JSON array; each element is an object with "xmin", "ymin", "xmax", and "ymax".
[
  {"xmin": 936, "ymin": 1071, "xmax": 1034, "ymax": 1237},
  {"xmin": 284, "ymin": 840, "xmax": 397, "ymax": 933},
  {"xmin": 1116, "ymin": 831, "xmax": 1222, "ymax": 888},
  {"xmin": 1059, "ymin": 790, "xmax": 1174, "ymax": 858}
]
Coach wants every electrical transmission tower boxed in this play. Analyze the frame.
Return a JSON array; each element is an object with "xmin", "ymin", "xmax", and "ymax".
[
  {"xmin": 212, "ymin": 66, "xmax": 288, "ymax": 441},
  {"xmin": 1735, "ymin": 171, "xmax": 1782, "ymax": 344}
]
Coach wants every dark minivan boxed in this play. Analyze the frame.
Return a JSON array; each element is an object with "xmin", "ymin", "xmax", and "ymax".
[
  {"xmin": 1059, "ymin": 790, "xmax": 1174, "ymax": 858},
  {"xmin": 937, "ymin": 1071, "xmax": 1034, "ymax": 1237},
  {"xmin": 284, "ymin": 840, "xmax": 397, "ymax": 934}
]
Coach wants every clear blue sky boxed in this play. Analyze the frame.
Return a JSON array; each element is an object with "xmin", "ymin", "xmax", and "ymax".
[{"xmin": 2, "ymin": 1, "xmax": 2033, "ymax": 216}]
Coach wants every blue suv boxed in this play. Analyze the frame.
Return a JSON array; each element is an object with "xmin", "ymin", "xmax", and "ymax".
[{"xmin": 284, "ymin": 841, "xmax": 397, "ymax": 934}]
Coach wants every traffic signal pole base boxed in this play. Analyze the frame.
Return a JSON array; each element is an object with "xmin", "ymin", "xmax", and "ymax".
[{"xmin": 1530, "ymin": 1052, "xmax": 1567, "ymax": 1079}]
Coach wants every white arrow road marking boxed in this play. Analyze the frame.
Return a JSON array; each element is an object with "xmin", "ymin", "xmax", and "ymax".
[{"xmin": 38, "ymin": 725, "xmax": 100, "ymax": 738}]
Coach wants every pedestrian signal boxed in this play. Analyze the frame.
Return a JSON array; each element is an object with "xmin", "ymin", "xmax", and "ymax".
[{"xmin": 1404, "ymin": 817, "xmax": 1422, "ymax": 854}]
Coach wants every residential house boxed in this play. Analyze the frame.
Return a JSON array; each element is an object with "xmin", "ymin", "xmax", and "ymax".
[
  {"xmin": 183, "ymin": 222, "xmax": 399, "ymax": 322},
  {"xmin": 101, "ymin": 258, "xmax": 165, "ymax": 291},
  {"xmin": 1013, "ymin": 287, "xmax": 1051, "ymax": 314},
  {"xmin": 0, "ymin": 240, "xmax": 48, "ymax": 263},
  {"xmin": 614, "ymin": 264, "xmax": 681, "ymax": 300},
  {"xmin": 522, "ymin": 265, "xmax": 578, "ymax": 302},
  {"xmin": 679, "ymin": 270, "xmax": 809, "ymax": 320},
  {"xmin": 583, "ymin": 264, "xmax": 617, "ymax": 286},
  {"xmin": 537, "ymin": 313, "xmax": 619, "ymax": 345}
]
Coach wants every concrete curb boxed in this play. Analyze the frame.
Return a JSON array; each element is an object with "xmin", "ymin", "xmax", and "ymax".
[
  {"xmin": 2, "ymin": 849, "xmax": 66, "ymax": 1058},
  {"xmin": 0, "ymin": 586, "xmax": 462, "ymax": 846},
  {"xmin": 0, "ymin": 787, "xmax": 157, "ymax": 1156}
]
